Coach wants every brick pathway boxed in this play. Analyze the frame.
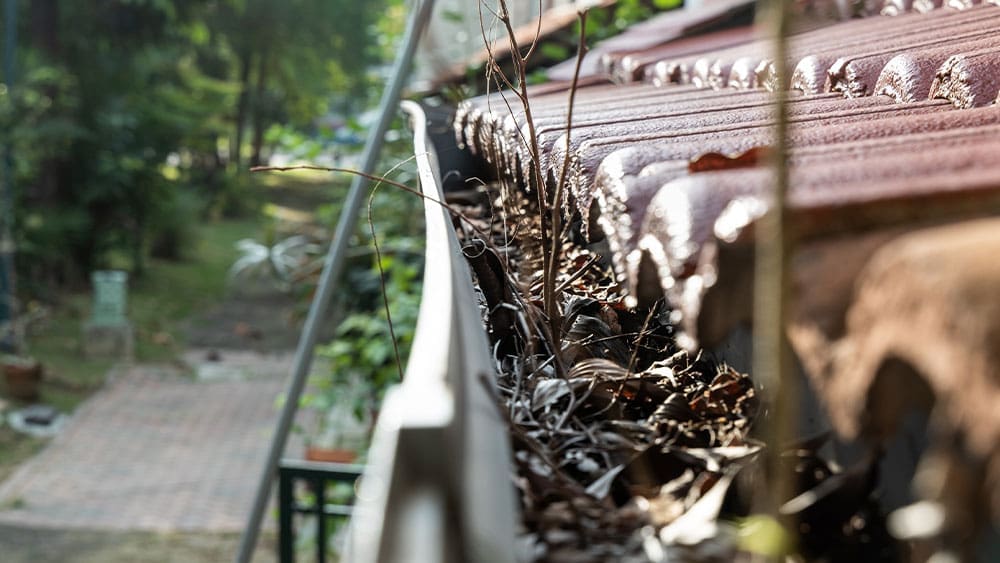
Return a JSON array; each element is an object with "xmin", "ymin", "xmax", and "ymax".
[{"xmin": 0, "ymin": 351, "xmax": 297, "ymax": 533}]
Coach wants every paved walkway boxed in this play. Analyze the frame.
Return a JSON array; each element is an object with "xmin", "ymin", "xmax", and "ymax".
[{"xmin": 0, "ymin": 350, "xmax": 297, "ymax": 533}]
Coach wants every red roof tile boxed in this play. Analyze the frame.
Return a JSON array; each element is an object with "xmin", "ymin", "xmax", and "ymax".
[{"xmin": 455, "ymin": 3, "xmax": 1000, "ymax": 343}]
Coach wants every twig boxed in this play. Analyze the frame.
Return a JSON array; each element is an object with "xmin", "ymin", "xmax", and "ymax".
[
  {"xmin": 251, "ymin": 164, "xmax": 489, "ymax": 240},
  {"xmin": 554, "ymin": 252, "xmax": 601, "ymax": 294},
  {"xmin": 493, "ymin": 0, "xmax": 554, "ymax": 343},
  {"xmin": 364, "ymin": 157, "xmax": 419, "ymax": 382},
  {"xmin": 523, "ymin": 0, "xmax": 544, "ymax": 63},
  {"xmin": 626, "ymin": 302, "xmax": 660, "ymax": 376},
  {"xmin": 546, "ymin": 9, "xmax": 589, "ymax": 346}
]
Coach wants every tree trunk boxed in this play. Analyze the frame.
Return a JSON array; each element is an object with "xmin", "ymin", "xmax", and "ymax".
[
  {"xmin": 231, "ymin": 49, "xmax": 253, "ymax": 170},
  {"xmin": 30, "ymin": 0, "xmax": 59, "ymax": 56},
  {"xmin": 29, "ymin": 0, "xmax": 61, "ymax": 206},
  {"xmin": 249, "ymin": 54, "xmax": 269, "ymax": 168}
]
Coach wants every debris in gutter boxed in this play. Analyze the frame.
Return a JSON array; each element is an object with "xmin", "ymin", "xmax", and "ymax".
[{"xmin": 448, "ymin": 180, "xmax": 901, "ymax": 562}]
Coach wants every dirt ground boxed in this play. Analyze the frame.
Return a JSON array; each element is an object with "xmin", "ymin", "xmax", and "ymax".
[{"xmin": 184, "ymin": 291, "xmax": 306, "ymax": 353}]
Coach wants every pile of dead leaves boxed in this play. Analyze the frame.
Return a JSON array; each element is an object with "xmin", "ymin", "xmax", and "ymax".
[{"xmin": 448, "ymin": 182, "xmax": 899, "ymax": 562}]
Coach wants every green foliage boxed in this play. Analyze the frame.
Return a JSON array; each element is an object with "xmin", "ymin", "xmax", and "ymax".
[
  {"xmin": 0, "ymin": 0, "xmax": 393, "ymax": 292},
  {"xmin": 317, "ymin": 246, "xmax": 422, "ymax": 398},
  {"xmin": 2, "ymin": 2, "xmax": 228, "ymax": 286},
  {"xmin": 147, "ymin": 189, "xmax": 205, "ymax": 261},
  {"xmin": 575, "ymin": 0, "xmax": 684, "ymax": 43}
]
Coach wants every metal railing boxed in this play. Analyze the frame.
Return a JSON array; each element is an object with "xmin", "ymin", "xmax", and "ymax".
[{"xmin": 278, "ymin": 460, "xmax": 364, "ymax": 563}]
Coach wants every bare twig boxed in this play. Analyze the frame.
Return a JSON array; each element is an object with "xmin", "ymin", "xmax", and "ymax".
[
  {"xmin": 364, "ymin": 157, "xmax": 420, "ymax": 381},
  {"xmin": 251, "ymin": 164, "xmax": 489, "ymax": 240},
  {"xmin": 493, "ymin": 0, "xmax": 553, "ymax": 333},
  {"xmin": 522, "ymin": 0, "xmax": 545, "ymax": 63},
  {"xmin": 753, "ymin": 0, "xmax": 798, "ymax": 517},
  {"xmin": 626, "ymin": 302, "xmax": 659, "ymax": 376},
  {"xmin": 546, "ymin": 9, "xmax": 589, "ymax": 342},
  {"xmin": 483, "ymin": 2, "xmax": 590, "ymax": 378},
  {"xmin": 554, "ymin": 252, "xmax": 601, "ymax": 294}
]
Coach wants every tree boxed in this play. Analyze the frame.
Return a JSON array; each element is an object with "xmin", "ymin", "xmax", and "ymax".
[
  {"xmin": 0, "ymin": 0, "xmax": 390, "ymax": 290},
  {"xmin": 209, "ymin": 0, "xmax": 387, "ymax": 170}
]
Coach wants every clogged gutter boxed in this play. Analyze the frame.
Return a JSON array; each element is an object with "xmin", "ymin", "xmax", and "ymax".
[
  {"xmin": 448, "ymin": 179, "xmax": 763, "ymax": 561},
  {"xmin": 448, "ymin": 129, "xmax": 901, "ymax": 561},
  {"xmin": 447, "ymin": 31, "xmax": 901, "ymax": 563},
  {"xmin": 437, "ymin": 2, "xmax": 919, "ymax": 558}
]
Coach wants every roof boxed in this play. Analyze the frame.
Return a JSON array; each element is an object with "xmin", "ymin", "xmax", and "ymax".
[
  {"xmin": 456, "ymin": 1, "xmax": 1000, "ymax": 336},
  {"xmin": 545, "ymin": 0, "xmax": 756, "ymax": 81},
  {"xmin": 453, "ymin": 0, "xmax": 1000, "ymax": 531}
]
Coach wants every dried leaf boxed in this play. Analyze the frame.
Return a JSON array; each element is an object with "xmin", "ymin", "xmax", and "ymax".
[
  {"xmin": 585, "ymin": 464, "xmax": 626, "ymax": 499},
  {"xmin": 675, "ymin": 445, "xmax": 762, "ymax": 473},
  {"xmin": 687, "ymin": 146, "xmax": 769, "ymax": 173},
  {"xmin": 531, "ymin": 378, "xmax": 587, "ymax": 408},
  {"xmin": 657, "ymin": 473, "xmax": 734, "ymax": 546}
]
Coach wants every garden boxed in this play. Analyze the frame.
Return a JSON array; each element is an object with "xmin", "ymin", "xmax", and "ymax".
[{"xmin": 0, "ymin": 1, "xmax": 423, "ymax": 560}]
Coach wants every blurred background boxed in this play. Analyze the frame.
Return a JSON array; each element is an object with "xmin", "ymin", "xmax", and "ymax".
[{"xmin": 0, "ymin": 0, "xmax": 420, "ymax": 561}]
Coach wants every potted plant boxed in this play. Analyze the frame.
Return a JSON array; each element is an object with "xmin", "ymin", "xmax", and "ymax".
[
  {"xmin": 303, "ymin": 254, "xmax": 421, "ymax": 463},
  {"xmin": 2, "ymin": 354, "xmax": 42, "ymax": 402},
  {"xmin": 0, "ymin": 304, "xmax": 45, "ymax": 403},
  {"xmin": 303, "ymin": 371, "xmax": 372, "ymax": 463}
]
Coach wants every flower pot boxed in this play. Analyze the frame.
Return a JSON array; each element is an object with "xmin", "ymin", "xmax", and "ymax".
[
  {"xmin": 305, "ymin": 446, "xmax": 357, "ymax": 464},
  {"xmin": 3, "ymin": 361, "xmax": 43, "ymax": 402}
]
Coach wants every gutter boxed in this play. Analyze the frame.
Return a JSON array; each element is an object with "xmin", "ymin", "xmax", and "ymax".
[{"xmin": 344, "ymin": 101, "xmax": 518, "ymax": 563}]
